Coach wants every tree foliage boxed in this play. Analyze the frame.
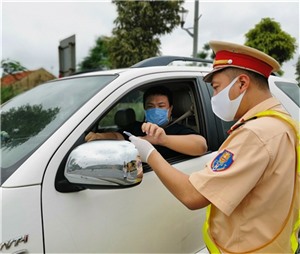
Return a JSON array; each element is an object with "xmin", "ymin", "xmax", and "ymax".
[
  {"xmin": 1, "ymin": 86, "xmax": 15, "ymax": 104},
  {"xmin": 1, "ymin": 59, "xmax": 28, "ymax": 104},
  {"xmin": 245, "ymin": 18, "xmax": 297, "ymax": 69},
  {"xmin": 108, "ymin": 0, "xmax": 184, "ymax": 68},
  {"xmin": 1, "ymin": 59, "xmax": 27, "ymax": 76},
  {"xmin": 1, "ymin": 104, "xmax": 59, "ymax": 148},
  {"xmin": 196, "ymin": 43, "xmax": 215, "ymax": 67},
  {"xmin": 78, "ymin": 36, "xmax": 112, "ymax": 71},
  {"xmin": 296, "ymin": 56, "xmax": 300, "ymax": 85}
]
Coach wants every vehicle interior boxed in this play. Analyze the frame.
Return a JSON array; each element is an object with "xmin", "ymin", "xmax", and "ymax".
[{"xmin": 96, "ymin": 79, "xmax": 202, "ymax": 137}]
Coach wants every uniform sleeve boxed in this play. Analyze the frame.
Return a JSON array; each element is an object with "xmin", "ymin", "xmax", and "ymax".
[{"xmin": 189, "ymin": 128, "xmax": 270, "ymax": 216}]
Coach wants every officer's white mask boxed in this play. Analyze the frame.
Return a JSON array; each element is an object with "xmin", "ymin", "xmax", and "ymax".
[{"xmin": 211, "ymin": 76, "xmax": 246, "ymax": 122}]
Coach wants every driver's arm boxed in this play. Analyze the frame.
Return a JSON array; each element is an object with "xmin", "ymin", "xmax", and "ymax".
[{"xmin": 85, "ymin": 131, "xmax": 124, "ymax": 142}]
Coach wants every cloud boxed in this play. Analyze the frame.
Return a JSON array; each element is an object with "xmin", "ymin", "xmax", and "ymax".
[
  {"xmin": 2, "ymin": 1, "xmax": 116, "ymax": 75},
  {"xmin": 161, "ymin": 1, "xmax": 299, "ymax": 78},
  {"xmin": 2, "ymin": 1, "xmax": 299, "ymax": 79}
]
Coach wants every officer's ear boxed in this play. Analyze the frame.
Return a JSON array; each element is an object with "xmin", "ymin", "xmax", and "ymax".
[{"xmin": 238, "ymin": 74, "xmax": 250, "ymax": 92}]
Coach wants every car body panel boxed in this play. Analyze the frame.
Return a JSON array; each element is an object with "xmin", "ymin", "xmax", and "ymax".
[
  {"xmin": 0, "ymin": 186, "xmax": 44, "ymax": 252},
  {"xmin": 42, "ymin": 153, "xmax": 216, "ymax": 253}
]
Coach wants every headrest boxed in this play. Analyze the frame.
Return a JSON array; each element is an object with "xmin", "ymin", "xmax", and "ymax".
[
  {"xmin": 172, "ymin": 90, "xmax": 192, "ymax": 117},
  {"xmin": 114, "ymin": 108, "xmax": 136, "ymax": 128}
]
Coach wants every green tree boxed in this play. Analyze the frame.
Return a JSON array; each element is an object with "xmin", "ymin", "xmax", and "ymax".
[
  {"xmin": 1, "ymin": 86, "xmax": 15, "ymax": 104},
  {"xmin": 296, "ymin": 56, "xmax": 300, "ymax": 85},
  {"xmin": 1, "ymin": 59, "xmax": 27, "ymax": 76},
  {"xmin": 109, "ymin": 0, "xmax": 184, "ymax": 68},
  {"xmin": 78, "ymin": 36, "xmax": 112, "ymax": 71},
  {"xmin": 1, "ymin": 59, "xmax": 28, "ymax": 104},
  {"xmin": 245, "ymin": 18, "xmax": 297, "ymax": 75},
  {"xmin": 196, "ymin": 43, "xmax": 215, "ymax": 67},
  {"xmin": 1, "ymin": 104, "xmax": 59, "ymax": 148}
]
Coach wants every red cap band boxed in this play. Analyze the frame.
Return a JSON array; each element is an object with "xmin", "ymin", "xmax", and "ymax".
[{"xmin": 213, "ymin": 50, "xmax": 273, "ymax": 78}]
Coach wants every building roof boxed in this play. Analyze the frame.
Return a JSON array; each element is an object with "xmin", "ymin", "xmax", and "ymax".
[
  {"xmin": 1, "ymin": 71, "xmax": 32, "ymax": 87},
  {"xmin": 1, "ymin": 68, "xmax": 56, "ymax": 88}
]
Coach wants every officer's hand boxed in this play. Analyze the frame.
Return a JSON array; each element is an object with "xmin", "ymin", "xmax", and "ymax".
[
  {"xmin": 141, "ymin": 122, "xmax": 167, "ymax": 145},
  {"xmin": 129, "ymin": 135, "xmax": 156, "ymax": 163}
]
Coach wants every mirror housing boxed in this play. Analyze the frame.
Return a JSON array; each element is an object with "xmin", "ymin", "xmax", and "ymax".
[{"xmin": 64, "ymin": 140, "xmax": 143, "ymax": 188}]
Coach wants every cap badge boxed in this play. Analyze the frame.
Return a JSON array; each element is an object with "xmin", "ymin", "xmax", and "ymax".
[
  {"xmin": 211, "ymin": 149, "xmax": 234, "ymax": 172},
  {"xmin": 213, "ymin": 59, "xmax": 233, "ymax": 66}
]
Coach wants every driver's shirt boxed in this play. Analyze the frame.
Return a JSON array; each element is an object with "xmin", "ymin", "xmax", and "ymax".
[
  {"xmin": 189, "ymin": 97, "xmax": 297, "ymax": 253},
  {"xmin": 122, "ymin": 122, "xmax": 198, "ymax": 159}
]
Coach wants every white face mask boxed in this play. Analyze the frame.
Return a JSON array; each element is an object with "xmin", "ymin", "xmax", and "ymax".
[{"xmin": 211, "ymin": 76, "xmax": 245, "ymax": 122}]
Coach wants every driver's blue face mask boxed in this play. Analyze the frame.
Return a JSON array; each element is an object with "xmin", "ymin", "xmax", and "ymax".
[{"xmin": 145, "ymin": 108, "xmax": 169, "ymax": 126}]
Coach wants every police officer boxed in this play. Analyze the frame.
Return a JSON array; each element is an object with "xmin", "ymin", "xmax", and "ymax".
[{"xmin": 129, "ymin": 41, "xmax": 299, "ymax": 253}]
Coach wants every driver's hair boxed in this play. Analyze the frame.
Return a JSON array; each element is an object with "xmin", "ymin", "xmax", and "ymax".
[{"xmin": 143, "ymin": 85, "xmax": 173, "ymax": 108}]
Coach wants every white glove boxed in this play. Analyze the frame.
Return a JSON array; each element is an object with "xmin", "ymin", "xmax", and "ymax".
[{"xmin": 129, "ymin": 135, "xmax": 156, "ymax": 163}]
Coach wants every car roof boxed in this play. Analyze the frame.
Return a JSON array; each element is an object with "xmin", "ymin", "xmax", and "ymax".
[
  {"xmin": 64, "ymin": 65, "xmax": 212, "ymax": 79},
  {"xmin": 59, "ymin": 55, "xmax": 295, "ymax": 83},
  {"xmin": 61, "ymin": 56, "xmax": 213, "ymax": 79}
]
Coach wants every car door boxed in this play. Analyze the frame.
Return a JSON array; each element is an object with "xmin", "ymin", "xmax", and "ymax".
[{"xmin": 41, "ymin": 72, "xmax": 219, "ymax": 253}]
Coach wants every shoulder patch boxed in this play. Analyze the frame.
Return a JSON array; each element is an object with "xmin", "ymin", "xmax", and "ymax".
[{"xmin": 211, "ymin": 149, "xmax": 234, "ymax": 172}]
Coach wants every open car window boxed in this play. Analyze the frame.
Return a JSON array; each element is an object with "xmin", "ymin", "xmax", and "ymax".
[{"xmin": 94, "ymin": 79, "xmax": 206, "ymax": 163}]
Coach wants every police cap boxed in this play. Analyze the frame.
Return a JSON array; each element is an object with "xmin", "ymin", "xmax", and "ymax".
[{"xmin": 204, "ymin": 41, "xmax": 280, "ymax": 82}]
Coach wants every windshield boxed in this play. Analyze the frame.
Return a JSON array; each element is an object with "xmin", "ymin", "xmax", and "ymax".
[{"xmin": 1, "ymin": 75, "xmax": 117, "ymax": 184}]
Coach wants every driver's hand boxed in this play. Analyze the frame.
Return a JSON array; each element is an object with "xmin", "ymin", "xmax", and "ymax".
[
  {"xmin": 141, "ymin": 122, "xmax": 167, "ymax": 145},
  {"xmin": 85, "ymin": 132, "xmax": 101, "ymax": 142}
]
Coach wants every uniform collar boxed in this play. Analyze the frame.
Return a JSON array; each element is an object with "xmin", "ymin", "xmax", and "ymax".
[{"xmin": 228, "ymin": 97, "xmax": 285, "ymax": 134}]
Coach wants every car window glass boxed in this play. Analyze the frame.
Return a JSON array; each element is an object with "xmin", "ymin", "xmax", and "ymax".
[
  {"xmin": 1, "ymin": 75, "xmax": 116, "ymax": 184},
  {"xmin": 98, "ymin": 89, "xmax": 144, "ymax": 130},
  {"xmin": 275, "ymin": 81, "xmax": 300, "ymax": 107}
]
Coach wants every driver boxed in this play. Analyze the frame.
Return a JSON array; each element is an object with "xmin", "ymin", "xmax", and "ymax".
[{"xmin": 85, "ymin": 85, "xmax": 207, "ymax": 159}]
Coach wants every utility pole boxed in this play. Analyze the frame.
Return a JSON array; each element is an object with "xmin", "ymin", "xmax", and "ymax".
[
  {"xmin": 179, "ymin": 0, "xmax": 202, "ymax": 58},
  {"xmin": 192, "ymin": 0, "xmax": 199, "ymax": 58}
]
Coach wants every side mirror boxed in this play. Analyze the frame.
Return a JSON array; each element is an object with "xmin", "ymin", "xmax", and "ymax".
[{"xmin": 64, "ymin": 140, "xmax": 143, "ymax": 188}]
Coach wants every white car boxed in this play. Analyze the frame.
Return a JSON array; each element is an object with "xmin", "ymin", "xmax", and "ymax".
[{"xmin": 1, "ymin": 56, "xmax": 299, "ymax": 253}]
